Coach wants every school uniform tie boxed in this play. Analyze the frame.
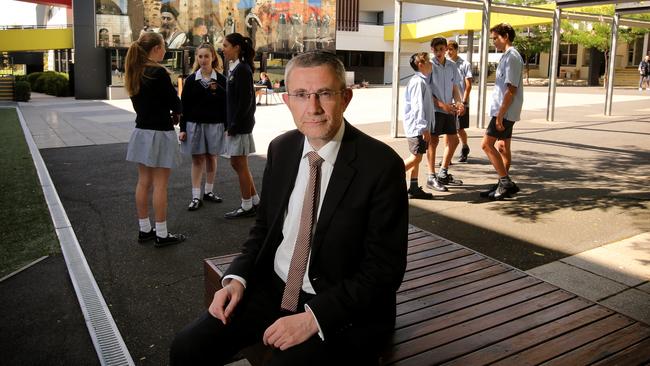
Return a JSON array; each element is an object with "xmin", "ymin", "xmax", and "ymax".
[{"xmin": 281, "ymin": 151, "xmax": 324, "ymax": 312}]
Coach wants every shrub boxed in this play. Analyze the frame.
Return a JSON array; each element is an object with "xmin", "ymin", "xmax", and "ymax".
[
  {"xmin": 27, "ymin": 72, "xmax": 69, "ymax": 96},
  {"xmin": 14, "ymin": 81, "xmax": 31, "ymax": 101},
  {"xmin": 26, "ymin": 72, "xmax": 43, "ymax": 89}
]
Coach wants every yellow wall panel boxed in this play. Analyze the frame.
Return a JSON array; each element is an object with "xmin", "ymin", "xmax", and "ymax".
[{"xmin": 0, "ymin": 28, "xmax": 73, "ymax": 52}]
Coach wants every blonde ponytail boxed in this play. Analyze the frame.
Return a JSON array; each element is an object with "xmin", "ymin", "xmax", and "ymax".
[{"xmin": 124, "ymin": 32, "xmax": 165, "ymax": 96}]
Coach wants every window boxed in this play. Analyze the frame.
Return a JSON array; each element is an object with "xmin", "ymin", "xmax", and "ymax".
[
  {"xmin": 560, "ymin": 43, "xmax": 578, "ymax": 66},
  {"xmin": 583, "ymin": 48, "xmax": 591, "ymax": 66},
  {"xmin": 458, "ymin": 33, "xmax": 495, "ymax": 54},
  {"xmin": 525, "ymin": 53, "xmax": 540, "ymax": 66}
]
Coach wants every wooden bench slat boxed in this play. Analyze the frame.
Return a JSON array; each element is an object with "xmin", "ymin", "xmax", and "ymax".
[
  {"xmin": 396, "ymin": 270, "xmax": 527, "ymax": 316},
  {"xmin": 540, "ymin": 322, "xmax": 650, "ymax": 366},
  {"xmin": 402, "ymin": 254, "xmax": 487, "ymax": 282},
  {"xmin": 491, "ymin": 314, "xmax": 636, "ymax": 366},
  {"xmin": 395, "ymin": 277, "xmax": 547, "ymax": 329},
  {"xmin": 393, "ymin": 288, "xmax": 568, "ymax": 343},
  {"xmin": 406, "ymin": 244, "xmax": 463, "ymax": 262},
  {"xmin": 590, "ymin": 337, "xmax": 650, "ymax": 366},
  {"xmin": 390, "ymin": 300, "xmax": 604, "ymax": 365},
  {"xmin": 441, "ymin": 299, "xmax": 616, "ymax": 365},
  {"xmin": 396, "ymin": 265, "xmax": 510, "ymax": 304},
  {"xmin": 406, "ymin": 240, "xmax": 455, "ymax": 255}
]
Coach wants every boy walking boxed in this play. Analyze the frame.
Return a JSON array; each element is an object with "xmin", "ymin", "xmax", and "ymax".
[
  {"xmin": 427, "ymin": 37, "xmax": 465, "ymax": 192},
  {"xmin": 447, "ymin": 40, "xmax": 473, "ymax": 162},
  {"xmin": 404, "ymin": 52, "xmax": 434, "ymax": 199},
  {"xmin": 480, "ymin": 23, "xmax": 523, "ymax": 200}
]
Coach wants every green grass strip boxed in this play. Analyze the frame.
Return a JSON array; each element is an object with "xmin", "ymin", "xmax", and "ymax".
[{"xmin": 0, "ymin": 108, "xmax": 59, "ymax": 278}]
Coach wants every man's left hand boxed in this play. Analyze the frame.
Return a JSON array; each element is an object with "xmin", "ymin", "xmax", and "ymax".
[
  {"xmin": 262, "ymin": 311, "xmax": 318, "ymax": 350},
  {"xmin": 456, "ymin": 103, "xmax": 466, "ymax": 116}
]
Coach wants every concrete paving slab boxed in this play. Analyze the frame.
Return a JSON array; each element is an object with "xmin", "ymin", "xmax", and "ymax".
[
  {"xmin": 599, "ymin": 288, "xmax": 650, "ymax": 324},
  {"xmin": 527, "ymin": 261, "xmax": 628, "ymax": 301},
  {"xmin": 561, "ymin": 245, "xmax": 649, "ymax": 287},
  {"xmin": 637, "ymin": 282, "xmax": 650, "ymax": 295},
  {"xmin": 85, "ymin": 114, "xmax": 137, "ymax": 124}
]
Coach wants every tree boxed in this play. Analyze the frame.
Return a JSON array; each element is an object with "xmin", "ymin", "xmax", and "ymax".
[
  {"xmin": 560, "ymin": 5, "xmax": 650, "ymax": 84},
  {"xmin": 513, "ymin": 25, "xmax": 552, "ymax": 84}
]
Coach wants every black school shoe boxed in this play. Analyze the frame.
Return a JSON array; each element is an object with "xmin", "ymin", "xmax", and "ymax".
[
  {"xmin": 458, "ymin": 146, "xmax": 470, "ymax": 163},
  {"xmin": 203, "ymin": 192, "xmax": 223, "ymax": 203},
  {"xmin": 408, "ymin": 186, "xmax": 434, "ymax": 200},
  {"xmin": 138, "ymin": 229, "xmax": 156, "ymax": 243},
  {"xmin": 224, "ymin": 206, "xmax": 256, "ymax": 219},
  {"xmin": 188, "ymin": 198, "xmax": 202, "ymax": 211},
  {"xmin": 437, "ymin": 173, "xmax": 463, "ymax": 186},
  {"xmin": 489, "ymin": 181, "xmax": 520, "ymax": 201},
  {"xmin": 155, "ymin": 232, "xmax": 186, "ymax": 247},
  {"xmin": 426, "ymin": 176, "xmax": 449, "ymax": 192},
  {"xmin": 479, "ymin": 182, "xmax": 499, "ymax": 198}
]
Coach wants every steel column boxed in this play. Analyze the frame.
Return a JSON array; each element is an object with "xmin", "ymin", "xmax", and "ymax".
[
  {"xmin": 476, "ymin": 0, "xmax": 490, "ymax": 129},
  {"xmin": 391, "ymin": 0, "xmax": 403, "ymax": 138},
  {"xmin": 605, "ymin": 13, "xmax": 619, "ymax": 116},
  {"xmin": 546, "ymin": 7, "xmax": 561, "ymax": 121}
]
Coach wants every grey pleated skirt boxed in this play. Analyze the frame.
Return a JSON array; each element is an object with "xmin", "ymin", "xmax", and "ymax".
[
  {"xmin": 126, "ymin": 128, "xmax": 181, "ymax": 168},
  {"xmin": 224, "ymin": 133, "xmax": 256, "ymax": 157},
  {"xmin": 180, "ymin": 122, "xmax": 226, "ymax": 156}
]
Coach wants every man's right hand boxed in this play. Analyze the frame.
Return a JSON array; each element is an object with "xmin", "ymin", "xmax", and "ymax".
[{"xmin": 208, "ymin": 280, "xmax": 245, "ymax": 325}]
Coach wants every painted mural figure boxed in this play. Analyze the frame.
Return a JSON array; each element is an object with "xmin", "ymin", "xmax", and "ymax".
[
  {"xmin": 245, "ymin": 9, "xmax": 263, "ymax": 50},
  {"xmin": 290, "ymin": 13, "xmax": 304, "ymax": 53},
  {"xmin": 305, "ymin": 13, "xmax": 318, "ymax": 52},
  {"xmin": 319, "ymin": 13, "xmax": 331, "ymax": 49},
  {"xmin": 224, "ymin": 12, "xmax": 236, "ymax": 36},
  {"xmin": 277, "ymin": 12, "xmax": 289, "ymax": 52},
  {"xmin": 159, "ymin": 4, "xmax": 187, "ymax": 49}
]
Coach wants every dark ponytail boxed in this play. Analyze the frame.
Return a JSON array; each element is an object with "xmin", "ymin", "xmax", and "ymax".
[{"xmin": 225, "ymin": 32, "xmax": 256, "ymax": 73}]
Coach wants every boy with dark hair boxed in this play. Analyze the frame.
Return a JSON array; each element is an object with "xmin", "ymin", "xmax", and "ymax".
[
  {"xmin": 480, "ymin": 23, "xmax": 523, "ymax": 200},
  {"xmin": 447, "ymin": 39, "xmax": 473, "ymax": 162},
  {"xmin": 403, "ymin": 52, "xmax": 434, "ymax": 199},
  {"xmin": 426, "ymin": 37, "xmax": 465, "ymax": 192}
]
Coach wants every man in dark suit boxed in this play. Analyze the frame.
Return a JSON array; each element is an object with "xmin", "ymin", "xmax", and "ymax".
[{"xmin": 170, "ymin": 51, "xmax": 408, "ymax": 365}]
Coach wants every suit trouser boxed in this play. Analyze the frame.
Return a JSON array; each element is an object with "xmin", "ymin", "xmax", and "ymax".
[{"xmin": 169, "ymin": 274, "xmax": 381, "ymax": 366}]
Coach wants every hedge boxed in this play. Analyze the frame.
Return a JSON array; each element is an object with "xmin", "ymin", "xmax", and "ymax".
[
  {"xmin": 26, "ymin": 71, "xmax": 69, "ymax": 97},
  {"xmin": 14, "ymin": 81, "xmax": 31, "ymax": 102}
]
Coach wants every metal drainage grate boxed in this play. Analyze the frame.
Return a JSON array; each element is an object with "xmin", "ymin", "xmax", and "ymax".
[{"xmin": 16, "ymin": 106, "xmax": 135, "ymax": 366}]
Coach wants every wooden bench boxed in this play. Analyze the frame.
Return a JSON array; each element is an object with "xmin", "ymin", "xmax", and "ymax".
[{"xmin": 204, "ymin": 225, "xmax": 650, "ymax": 365}]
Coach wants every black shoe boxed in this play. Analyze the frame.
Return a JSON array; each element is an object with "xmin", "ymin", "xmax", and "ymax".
[
  {"xmin": 479, "ymin": 182, "xmax": 499, "ymax": 198},
  {"xmin": 155, "ymin": 232, "xmax": 186, "ymax": 247},
  {"xmin": 458, "ymin": 146, "xmax": 470, "ymax": 163},
  {"xmin": 256, "ymin": 102, "xmax": 261, "ymax": 106},
  {"xmin": 188, "ymin": 198, "xmax": 202, "ymax": 211},
  {"xmin": 426, "ymin": 177, "xmax": 448, "ymax": 192},
  {"xmin": 138, "ymin": 229, "xmax": 156, "ymax": 243},
  {"xmin": 489, "ymin": 181, "xmax": 519, "ymax": 201},
  {"xmin": 203, "ymin": 192, "xmax": 223, "ymax": 203},
  {"xmin": 408, "ymin": 186, "xmax": 434, "ymax": 200},
  {"xmin": 224, "ymin": 206, "xmax": 256, "ymax": 219},
  {"xmin": 437, "ymin": 173, "xmax": 463, "ymax": 186}
]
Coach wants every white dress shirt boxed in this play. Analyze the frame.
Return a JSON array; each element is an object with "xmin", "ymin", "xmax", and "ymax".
[{"xmin": 273, "ymin": 122, "xmax": 345, "ymax": 292}]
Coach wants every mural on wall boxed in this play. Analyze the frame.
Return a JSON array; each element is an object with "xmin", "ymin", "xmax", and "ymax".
[{"xmin": 96, "ymin": 0, "xmax": 336, "ymax": 53}]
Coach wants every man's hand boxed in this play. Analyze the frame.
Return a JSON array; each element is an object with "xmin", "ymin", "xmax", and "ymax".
[
  {"xmin": 443, "ymin": 103, "xmax": 457, "ymax": 115},
  {"xmin": 422, "ymin": 131, "xmax": 431, "ymax": 143},
  {"xmin": 178, "ymin": 132, "xmax": 187, "ymax": 142},
  {"xmin": 208, "ymin": 280, "xmax": 245, "ymax": 325},
  {"xmin": 262, "ymin": 311, "xmax": 319, "ymax": 351}
]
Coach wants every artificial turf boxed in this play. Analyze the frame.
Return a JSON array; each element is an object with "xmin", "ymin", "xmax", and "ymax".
[{"xmin": 0, "ymin": 108, "xmax": 59, "ymax": 278}]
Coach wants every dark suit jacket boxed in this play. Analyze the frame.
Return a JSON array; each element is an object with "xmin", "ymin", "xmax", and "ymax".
[{"xmin": 225, "ymin": 121, "xmax": 408, "ymax": 342}]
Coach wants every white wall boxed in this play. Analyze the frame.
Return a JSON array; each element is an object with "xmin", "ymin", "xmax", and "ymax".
[{"xmin": 359, "ymin": 0, "xmax": 457, "ymax": 24}]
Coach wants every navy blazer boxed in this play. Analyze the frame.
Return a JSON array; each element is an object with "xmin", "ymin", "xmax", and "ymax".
[
  {"xmin": 226, "ymin": 122, "xmax": 408, "ymax": 342},
  {"xmin": 226, "ymin": 62, "xmax": 256, "ymax": 135}
]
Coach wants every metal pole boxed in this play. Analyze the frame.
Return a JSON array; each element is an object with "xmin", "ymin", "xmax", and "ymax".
[
  {"xmin": 466, "ymin": 30, "xmax": 474, "ymax": 65},
  {"xmin": 391, "ymin": 0, "xmax": 403, "ymax": 138},
  {"xmin": 546, "ymin": 7, "xmax": 561, "ymax": 121},
  {"xmin": 605, "ymin": 13, "xmax": 619, "ymax": 116},
  {"xmin": 476, "ymin": 0, "xmax": 490, "ymax": 129}
]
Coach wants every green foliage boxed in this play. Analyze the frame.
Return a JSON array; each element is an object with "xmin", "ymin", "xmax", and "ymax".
[
  {"xmin": 14, "ymin": 81, "xmax": 31, "ymax": 102},
  {"xmin": 26, "ymin": 71, "xmax": 69, "ymax": 96}
]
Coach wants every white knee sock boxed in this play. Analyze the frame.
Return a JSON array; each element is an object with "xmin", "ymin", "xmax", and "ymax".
[
  {"xmin": 252, "ymin": 194, "xmax": 260, "ymax": 206},
  {"xmin": 192, "ymin": 188, "xmax": 201, "ymax": 200},
  {"xmin": 139, "ymin": 218, "xmax": 151, "ymax": 233},
  {"xmin": 241, "ymin": 198, "xmax": 253, "ymax": 210},
  {"xmin": 204, "ymin": 183, "xmax": 213, "ymax": 194},
  {"xmin": 155, "ymin": 221, "xmax": 168, "ymax": 238}
]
